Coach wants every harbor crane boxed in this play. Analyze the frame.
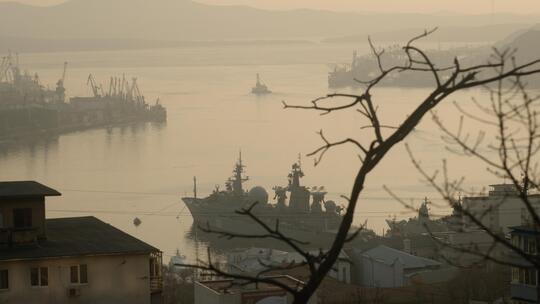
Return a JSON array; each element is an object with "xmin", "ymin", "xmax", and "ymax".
[
  {"xmin": 87, "ymin": 74, "xmax": 101, "ymax": 97},
  {"xmin": 55, "ymin": 62, "xmax": 68, "ymax": 101}
]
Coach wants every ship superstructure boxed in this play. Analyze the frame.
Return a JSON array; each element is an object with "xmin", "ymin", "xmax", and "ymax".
[
  {"xmin": 182, "ymin": 154, "xmax": 345, "ymax": 243},
  {"xmin": 251, "ymin": 74, "xmax": 271, "ymax": 95}
]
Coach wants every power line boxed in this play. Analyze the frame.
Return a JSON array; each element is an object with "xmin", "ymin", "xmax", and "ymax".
[{"xmin": 58, "ymin": 187, "xmax": 452, "ymax": 202}]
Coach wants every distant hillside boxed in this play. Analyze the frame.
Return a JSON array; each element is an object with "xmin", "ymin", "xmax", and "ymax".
[
  {"xmin": 505, "ymin": 29, "xmax": 540, "ymax": 63},
  {"xmin": 0, "ymin": 36, "xmax": 312, "ymax": 54},
  {"xmin": 0, "ymin": 0, "xmax": 538, "ymax": 42},
  {"xmin": 324, "ymin": 24, "xmax": 531, "ymax": 44}
]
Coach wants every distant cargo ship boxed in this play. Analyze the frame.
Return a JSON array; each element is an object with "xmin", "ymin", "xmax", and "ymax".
[{"xmin": 0, "ymin": 52, "xmax": 166, "ymax": 140}]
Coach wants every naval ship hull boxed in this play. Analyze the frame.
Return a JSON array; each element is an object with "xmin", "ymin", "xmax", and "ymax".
[{"xmin": 183, "ymin": 197, "xmax": 342, "ymax": 247}]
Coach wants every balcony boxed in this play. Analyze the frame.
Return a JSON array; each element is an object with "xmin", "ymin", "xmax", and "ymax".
[
  {"xmin": 149, "ymin": 251, "xmax": 163, "ymax": 294},
  {"xmin": 511, "ymin": 283, "xmax": 538, "ymax": 302},
  {"xmin": 0, "ymin": 227, "xmax": 39, "ymax": 247},
  {"xmin": 150, "ymin": 276, "xmax": 163, "ymax": 293}
]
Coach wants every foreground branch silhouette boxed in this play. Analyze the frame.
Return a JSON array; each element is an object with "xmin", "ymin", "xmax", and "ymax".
[
  {"xmin": 388, "ymin": 48, "xmax": 540, "ymax": 301},
  {"xmin": 180, "ymin": 29, "xmax": 540, "ymax": 303}
]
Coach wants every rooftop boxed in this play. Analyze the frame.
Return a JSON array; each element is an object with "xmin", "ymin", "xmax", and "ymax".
[
  {"xmin": 198, "ymin": 275, "xmax": 304, "ymax": 295},
  {"xmin": 362, "ymin": 245, "xmax": 441, "ymax": 269},
  {"xmin": 0, "ymin": 216, "xmax": 159, "ymax": 261},
  {"xmin": 0, "ymin": 181, "xmax": 61, "ymax": 199},
  {"xmin": 509, "ymin": 225, "xmax": 540, "ymax": 235}
]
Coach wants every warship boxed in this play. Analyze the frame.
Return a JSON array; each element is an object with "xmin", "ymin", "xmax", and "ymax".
[
  {"xmin": 328, "ymin": 46, "xmax": 481, "ymax": 88},
  {"xmin": 384, "ymin": 198, "xmax": 449, "ymax": 238},
  {"xmin": 0, "ymin": 52, "xmax": 166, "ymax": 140},
  {"xmin": 182, "ymin": 154, "xmax": 347, "ymax": 246},
  {"xmin": 251, "ymin": 74, "xmax": 271, "ymax": 95}
]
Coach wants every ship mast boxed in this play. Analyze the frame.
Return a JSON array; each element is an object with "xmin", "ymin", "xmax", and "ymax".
[
  {"xmin": 289, "ymin": 154, "xmax": 304, "ymax": 189},
  {"xmin": 231, "ymin": 151, "xmax": 248, "ymax": 196}
]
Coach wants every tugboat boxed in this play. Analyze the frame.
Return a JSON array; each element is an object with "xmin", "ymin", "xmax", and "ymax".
[
  {"xmin": 182, "ymin": 153, "xmax": 347, "ymax": 246},
  {"xmin": 251, "ymin": 74, "xmax": 271, "ymax": 95}
]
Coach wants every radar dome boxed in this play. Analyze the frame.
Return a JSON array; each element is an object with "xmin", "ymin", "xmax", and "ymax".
[
  {"xmin": 324, "ymin": 200, "xmax": 337, "ymax": 213},
  {"xmin": 248, "ymin": 186, "xmax": 269, "ymax": 205}
]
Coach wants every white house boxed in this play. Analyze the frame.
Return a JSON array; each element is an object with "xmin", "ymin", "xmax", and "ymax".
[
  {"xmin": 226, "ymin": 247, "xmax": 351, "ymax": 284},
  {"xmin": 358, "ymin": 245, "xmax": 446, "ymax": 288},
  {"xmin": 462, "ymin": 184, "xmax": 540, "ymax": 234}
]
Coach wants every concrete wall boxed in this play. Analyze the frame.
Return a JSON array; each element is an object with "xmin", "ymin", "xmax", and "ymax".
[
  {"xmin": 463, "ymin": 196, "xmax": 540, "ymax": 233},
  {"xmin": 437, "ymin": 230, "xmax": 502, "ymax": 266},
  {"xmin": 327, "ymin": 260, "xmax": 351, "ymax": 284},
  {"xmin": 0, "ymin": 254, "xmax": 152, "ymax": 304},
  {"xmin": 360, "ymin": 256, "xmax": 403, "ymax": 288},
  {"xmin": 194, "ymin": 282, "xmax": 240, "ymax": 304},
  {"xmin": 195, "ymin": 282, "xmax": 222, "ymax": 304},
  {"xmin": 0, "ymin": 197, "xmax": 46, "ymax": 239}
]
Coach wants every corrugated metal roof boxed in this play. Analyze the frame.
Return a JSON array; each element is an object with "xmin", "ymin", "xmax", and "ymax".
[
  {"xmin": 0, "ymin": 216, "xmax": 159, "ymax": 261},
  {"xmin": 363, "ymin": 245, "xmax": 441, "ymax": 269}
]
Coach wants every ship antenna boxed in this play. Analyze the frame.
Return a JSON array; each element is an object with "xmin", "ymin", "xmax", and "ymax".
[
  {"xmin": 193, "ymin": 176, "xmax": 197, "ymax": 199},
  {"xmin": 239, "ymin": 150, "xmax": 242, "ymax": 167},
  {"xmin": 298, "ymin": 153, "xmax": 302, "ymax": 169}
]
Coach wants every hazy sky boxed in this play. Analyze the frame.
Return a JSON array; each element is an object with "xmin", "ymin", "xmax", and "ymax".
[{"xmin": 2, "ymin": 0, "xmax": 540, "ymax": 14}]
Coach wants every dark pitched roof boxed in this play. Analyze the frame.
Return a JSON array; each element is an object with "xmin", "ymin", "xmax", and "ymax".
[
  {"xmin": 509, "ymin": 225, "xmax": 540, "ymax": 235},
  {"xmin": 362, "ymin": 245, "xmax": 441, "ymax": 269},
  {"xmin": 199, "ymin": 275, "xmax": 304, "ymax": 294},
  {"xmin": 0, "ymin": 181, "xmax": 61, "ymax": 199},
  {"xmin": 0, "ymin": 217, "xmax": 159, "ymax": 261}
]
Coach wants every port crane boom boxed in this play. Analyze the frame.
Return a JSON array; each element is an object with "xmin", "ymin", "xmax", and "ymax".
[{"xmin": 87, "ymin": 74, "xmax": 101, "ymax": 97}]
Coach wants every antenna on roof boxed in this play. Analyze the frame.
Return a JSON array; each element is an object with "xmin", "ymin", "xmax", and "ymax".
[{"xmin": 193, "ymin": 176, "xmax": 197, "ymax": 199}]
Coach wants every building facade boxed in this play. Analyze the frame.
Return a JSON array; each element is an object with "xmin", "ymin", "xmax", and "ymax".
[
  {"xmin": 227, "ymin": 247, "xmax": 351, "ymax": 284},
  {"xmin": 353, "ymin": 245, "xmax": 450, "ymax": 288},
  {"xmin": 462, "ymin": 184, "xmax": 540, "ymax": 233},
  {"xmin": 0, "ymin": 181, "xmax": 163, "ymax": 304},
  {"xmin": 509, "ymin": 226, "xmax": 539, "ymax": 304}
]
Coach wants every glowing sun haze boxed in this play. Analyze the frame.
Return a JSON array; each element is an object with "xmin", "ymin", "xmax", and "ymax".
[{"xmin": 2, "ymin": 0, "xmax": 540, "ymax": 14}]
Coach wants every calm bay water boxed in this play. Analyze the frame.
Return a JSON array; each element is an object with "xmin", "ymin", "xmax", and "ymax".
[{"xmin": 0, "ymin": 42, "xmax": 496, "ymax": 262}]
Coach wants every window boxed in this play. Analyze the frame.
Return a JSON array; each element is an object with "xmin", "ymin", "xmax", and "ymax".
[
  {"xmin": 516, "ymin": 268, "xmax": 538, "ymax": 286},
  {"xmin": 30, "ymin": 267, "xmax": 48, "ymax": 287},
  {"xmin": 70, "ymin": 264, "xmax": 88, "ymax": 284},
  {"xmin": 512, "ymin": 267, "xmax": 520, "ymax": 283},
  {"xmin": 512, "ymin": 235, "xmax": 521, "ymax": 247},
  {"xmin": 529, "ymin": 238, "xmax": 537, "ymax": 255},
  {"xmin": 13, "ymin": 208, "xmax": 32, "ymax": 228},
  {"xmin": 341, "ymin": 266, "xmax": 348, "ymax": 283},
  {"xmin": 0, "ymin": 270, "xmax": 8, "ymax": 290},
  {"xmin": 150, "ymin": 258, "xmax": 160, "ymax": 277}
]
